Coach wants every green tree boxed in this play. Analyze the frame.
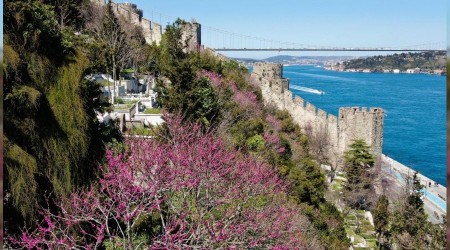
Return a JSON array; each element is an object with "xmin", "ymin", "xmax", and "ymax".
[
  {"xmin": 43, "ymin": 0, "xmax": 85, "ymax": 30},
  {"xmin": 342, "ymin": 139, "xmax": 374, "ymax": 209},
  {"xmin": 344, "ymin": 139, "xmax": 374, "ymax": 168},
  {"xmin": 300, "ymin": 202, "xmax": 350, "ymax": 249},
  {"xmin": 84, "ymin": 0, "xmax": 129, "ymax": 103},
  {"xmin": 155, "ymin": 19, "xmax": 220, "ymax": 125},
  {"xmin": 389, "ymin": 172, "xmax": 434, "ymax": 249},
  {"xmin": 288, "ymin": 158, "xmax": 326, "ymax": 206},
  {"xmin": 373, "ymin": 194, "xmax": 390, "ymax": 249},
  {"xmin": 427, "ymin": 216, "xmax": 446, "ymax": 249},
  {"xmin": 229, "ymin": 118, "xmax": 265, "ymax": 148},
  {"xmin": 405, "ymin": 172, "xmax": 425, "ymax": 216},
  {"xmin": 157, "ymin": 19, "xmax": 189, "ymax": 76},
  {"xmin": 392, "ymin": 173, "xmax": 426, "ymax": 231}
]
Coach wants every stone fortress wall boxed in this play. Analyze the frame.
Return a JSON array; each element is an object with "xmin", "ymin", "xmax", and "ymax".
[
  {"xmin": 112, "ymin": 2, "xmax": 162, "ymax": 45},
  {"xmin": 89, "ymin": 1, "xmax": 382, "ymax": 167},
  {"xmin": 91, "ymin": 1, "xmax": 200, "ymax": 50},
  {"xmin": 90, "ymin": 0, "xmax": 163, "ymax": 45},
  {"xmin": 252, "ymin": 62, "xmax": 384, "ymax": 167}
]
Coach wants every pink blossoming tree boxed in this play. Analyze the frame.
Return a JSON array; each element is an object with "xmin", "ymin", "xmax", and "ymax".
[
  {"xmin": 9, "ymin": 114, "xmax": 311, "ymax": 249},
  {"xmin": 200, "ymin": 70, "xmax": 262, "ymax": 118}
]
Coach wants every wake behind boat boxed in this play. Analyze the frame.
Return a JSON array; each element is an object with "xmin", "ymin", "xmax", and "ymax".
[{"xmin": 290, "ymin": 85, "xmax": 325, "ymax": 95}]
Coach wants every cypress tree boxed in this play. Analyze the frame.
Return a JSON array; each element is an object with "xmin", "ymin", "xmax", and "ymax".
[
  {"xmin": 374, "ymin": 194, "xmax": 390, "ymax": 249},
  {"xmin": 342, "ymin": 139, "xmax": 375, "ymax": 209}
]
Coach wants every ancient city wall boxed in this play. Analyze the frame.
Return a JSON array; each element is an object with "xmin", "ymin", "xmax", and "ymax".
[
  {"xmin": 112, "ymin": 2, "xmax": 142, "ymax": 25},
  {"xmin": 252, "ymin": 63, "xmax": 384, "ymax": 167},
  {"xmin": 93, "ymin": 0, "xmax": 162, "ymax": 45},
  {"xmin": 151, "ymin": 23, "xmax": 162, "ymax": 45},
  {"xmin": 91, "ymin": 1, "xmax": 201, "ymax": 48}
]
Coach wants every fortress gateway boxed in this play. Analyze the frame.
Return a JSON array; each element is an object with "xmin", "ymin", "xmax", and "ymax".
[{"xmin": 252, "ymin": 62, "xmax": 384, "ymax": 168}]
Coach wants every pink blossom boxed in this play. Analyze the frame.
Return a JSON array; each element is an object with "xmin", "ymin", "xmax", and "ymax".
[
  {"xmin": 198, "ymin": 70, "xmax": 224, "ymax": 88},
  {"xmin": 8, "ymin": 114, "xmax": 308, "ymax": 249},
  {"xmin": 233, "ymin": 90, "xmax": 257, "ymax": 108},
  {"xmin": 263, "ymin": 131, "xmax": 286, "ymax": 154},
  {"xmin": 266, "ymin": 114, "xmax": 282, "ymax": 131}
]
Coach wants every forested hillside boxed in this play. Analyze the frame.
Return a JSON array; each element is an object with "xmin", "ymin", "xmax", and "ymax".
[
  {"xmin": 340, "ymin": 51, "xmax": 446, "ymax": 72},
  {"xmin": 4, "ymin": 1, "xmax": 446, "ymax": 249},
  {"xmin": 3, "ymin": 0, "xmax": 133, "ymax": 233}
]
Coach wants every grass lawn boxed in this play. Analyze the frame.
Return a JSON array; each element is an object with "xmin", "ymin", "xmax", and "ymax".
[
  {"xmin": 130, "ymin": 127, "xmax": 154, "ymax": 136},
  {"xmin": 121, "ymin": 68, "xmax": 134, "ymax": 73},
  {"xmin": 143, "ymin": 108, "xmax": 161, "ymax": 114}
]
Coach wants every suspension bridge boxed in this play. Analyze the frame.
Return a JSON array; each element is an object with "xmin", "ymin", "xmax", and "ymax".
[
  {"xmin": 144, "ymin": 8, "xmax": 445, "ymax": 53},
  {"xmin": 202, "ymin": 26, "xmax": 445, "ymax": 52}
]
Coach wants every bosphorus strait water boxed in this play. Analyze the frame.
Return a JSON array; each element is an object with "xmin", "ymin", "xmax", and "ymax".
[{"xmin": 281, "ymin": 65, "xmax": 446, "ymax": 186}]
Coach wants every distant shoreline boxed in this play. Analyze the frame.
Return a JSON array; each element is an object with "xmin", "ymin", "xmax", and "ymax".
[{"xmin": 323, "ymin": 67, "xmax": 446, "ymax": 76}]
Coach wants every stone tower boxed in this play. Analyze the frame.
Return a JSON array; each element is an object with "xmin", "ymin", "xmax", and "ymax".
[
  {"xmin": 338, "ymin": 107, "xmax": 384, "ymax": 159},
  {"xmin": 252, "ymin": 62, "xmax": 283, "ymax": 79},
  {"xmin": 182, "ymin": 21, "xmax": 202, "ymax": 52},
  {"xmin": 252, "ymin": 62, "xmax": 384, "ymax": 167}
]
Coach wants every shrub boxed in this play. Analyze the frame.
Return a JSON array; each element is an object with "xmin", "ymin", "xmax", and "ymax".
[
  {"xmin": 115, "ymin": 97, "xmax": 124, "ymax": 104},
  {"xmin": 246, "ymin": 134, "xmax": 265, "ymax": 151}
]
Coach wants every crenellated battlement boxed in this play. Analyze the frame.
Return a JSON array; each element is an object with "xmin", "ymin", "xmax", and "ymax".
[
  {"xmin": 306, "ymin": 102, "xmax": 316, "ymax": 113},
  {"xmin": 293, "ymin": 96, "xmax": 304, "ymax": 106},
  {"xmin": 328, "ymin": 114, "xmax": 338, "ymax": 124},
  {"xmin": 253, "ymin": 62, "xmax": 384, "ymax": 167},
  {"xmin": 291, "ymin": 96, "xmax": 338, "ymax": 123},
  {"xmin": 253, "ymin": 62, "xmax": 284, "ymax": 79},
  {"xmin": 339, "ymin": 107, "xmax": 384, "ymax": 118},
  {"xmin": 317, "ymin": 108, "xmax": 327, "ymax": 120}
]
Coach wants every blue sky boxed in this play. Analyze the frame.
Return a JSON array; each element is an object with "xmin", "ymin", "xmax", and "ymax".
[{"xmin": 126, "ymin": 0, "xmax": 445, "ymax": 58}]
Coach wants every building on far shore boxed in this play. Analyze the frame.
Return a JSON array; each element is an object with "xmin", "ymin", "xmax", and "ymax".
[
  {"xmin": 406, "ymin": 68, "xmax": 420, "ymax": 74},
  {"xmin": 433, "ymin": 69, "xmax": 445, "ymax": 75}
]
